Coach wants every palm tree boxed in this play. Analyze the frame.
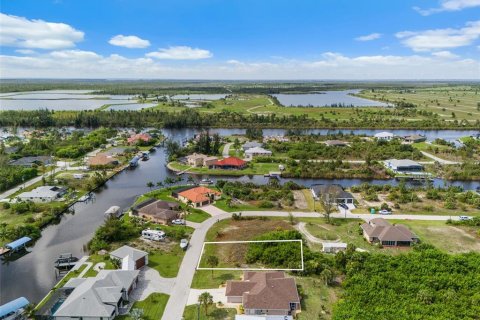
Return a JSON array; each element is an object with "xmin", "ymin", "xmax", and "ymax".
[
  {"xmin": 320, "ymin": 267, "xmax": 333, "ymax": 286},
  {"xmin": 156, "ymin": 181, "xmax": 164, "ymax": 188},
  {"xmin": 146, "ymin": 181, "xmax": 154, "ymax": 190},
  {"xmin": 198, "ymin": 292, "xmax": 213, "ymax": 316},
  {"xmin": 129, "ymin": 308, "xmax": 144, "ymax": 320},
  {"xmin": 206, "ymin": 255, "xmax": 219, "ymax": 278}
]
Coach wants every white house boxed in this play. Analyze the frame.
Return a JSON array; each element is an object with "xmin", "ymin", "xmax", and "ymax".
[
  {"xmin": 384, "ymin": 159, "xmax": 424, "ymax": 173},
  {"xmin": 17, "ymin": 186, "xmax": 67, "ymax": 203},
  {"xmin": 374, "ymin": 132, "xmax": 394, "ymax": 141},
  {"xmin": 244, "ymin": 147, "xmax": 272, "ymax": 160},
  {"xmin": 322, "ymin": 242, "xmax": 348, "ymax": 253}
]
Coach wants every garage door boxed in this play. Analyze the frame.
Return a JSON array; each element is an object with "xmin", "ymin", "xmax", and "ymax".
[{"xmin": 135, "ymin": 257, "xmax": 146, "ymax": 269}]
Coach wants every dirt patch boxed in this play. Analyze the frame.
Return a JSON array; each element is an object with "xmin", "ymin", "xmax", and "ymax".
[
  {"xmin": 293, "ymin": 190, "xmax": 308, "ymax": 209},
  {"xmin": 450, "ymin": 226, "xmax": 476, "ymax": 239}
]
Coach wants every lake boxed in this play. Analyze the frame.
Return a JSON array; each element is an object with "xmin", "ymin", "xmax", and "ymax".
[
  {"xmin": 171, "ymin": 94, "xmax": 228, "ymax": 100},
  {"xmin": 0, "ymin": 90, "xmax": 137, "ymax": 111},
  {"xmin": 273, "ymin": 90, "xmax": 390, "ymax": 107},
  {"xmin": 105, "ymin": 103, "xmax": 158, "ymax": 111}
]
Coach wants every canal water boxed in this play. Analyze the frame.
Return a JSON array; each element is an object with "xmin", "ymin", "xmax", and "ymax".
[{"xmin": 1, "ymin": 128, "xmax": 479, "ymax": 304}]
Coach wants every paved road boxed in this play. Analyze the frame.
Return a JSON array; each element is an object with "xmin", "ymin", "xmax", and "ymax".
[
  {"xmin": 0, "ymin": 169, "xmax": 56, "ymax": 200},
  {"xmin": 162, "ymin": 207, "xmax": 464, "ymax": 319},
  {"xmin": 420, "ymin": 151, "xmax": 460, "ymax": 165},
  {"xmin": 222, "ymin": 142, "xmax": 233, "ymax": 157}
]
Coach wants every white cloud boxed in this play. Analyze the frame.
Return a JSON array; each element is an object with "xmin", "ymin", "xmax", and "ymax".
[
  {"xmin": 396, "ymin": 20, "xmax": 480, "ymax": 51},
  {"xmin": 355, "ymin": 33, "xmax": 382, "ymax": 41},
  {"xmin": 146, "ymin": 46, "xmax": 212, "ymax": 60},
  {"xmin": 414, "ymin": 0, "xmax": 480, "ymax": 15},
  {"xmin": 0, "ymin": 13, "xmax": 84, "ymax": 49},
  {"xmin": 15, "ymin": 49, "xmax": 36, "ymax": 55},
  {"xmin": 431, "ymin": 50, "xmax": 459, "ymax": 59},
  {"xmin": 1, "ymin": 50, "xmax": 478, "ymax": 80},
  {"xmin": 108, "ymin": 35, "xmax": 150, "ymax": 48}
]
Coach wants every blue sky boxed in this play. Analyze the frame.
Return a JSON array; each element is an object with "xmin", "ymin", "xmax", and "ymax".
[{"xmin": 1, "ymin": 0, "xmax": 479, "ymax": 79}]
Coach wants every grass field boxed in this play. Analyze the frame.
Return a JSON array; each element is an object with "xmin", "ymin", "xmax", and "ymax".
[
  {"xmin": 148, "ymin": 246, "xmax": 185, "ymax": 277},
  {"xmin": 117, "ymin": 293, "xmax": 170, "ymax": 320},
  {"xmin": 296, "ymin": 276, "xmax": 339, "ymax": 320},
  {"xmin": 169, "ymin": 161, "xmax": 283, "ymax": 176},
  {"xmin": 183, "ymin": 304, "xmax": 237, "ymax": 320},
  {"xmin": 357, "ymin": 86, "xmax": 480, "ymax": 120}
]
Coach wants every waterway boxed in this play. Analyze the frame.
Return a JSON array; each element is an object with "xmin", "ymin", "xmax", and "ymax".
[{"xmin": 1, "ymin": 127, "xmax": 479, "ymax": 304}]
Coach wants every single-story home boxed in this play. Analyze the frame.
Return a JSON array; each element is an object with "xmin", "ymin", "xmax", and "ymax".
[
  {"xmin": 211, "ymin": 157, "xmax": 247, "ymax": 170},
  {"xmin": 127, "ymin": 133, "xmax": 152, "ymax": 145},
  {"xmin": 87, "ymin": 153, "xmax": 119, "ymax": 168},
  {"xmin": 17, "ymin": 186, "xmax": 67, "ymax": 203},
  {"xmin": 310, "ymin": 184, "xmax": 354, "ymax": 204},
  {"xmin": 226, "ymin": 271, "xmax": 300, "ymax": 317},
  {"xmin": 104, "ymin": 147, "xmax": 127, "ymax": 156},
  {"xmin": 132, "ymin": 198, "xmax": 180, "ymax": 224},
  {"xmin": 323, "ymin": 140, "xmax": 349, "ymax": 147},
  {"xmin": 110, "ymin": 245, "xmax": 148, "ymax": 270},
  {"xmin": 322, "ymin": 242, "xmax": 348, "ymax": 253},
  {"xmin": 186, "ymin": 153, "xmax": 218, "ymax": 167},
  {"xmin": 51, "ymin": 269, "xmax": 139, "ymax": 320},
  {"xmin": 361, "ymin": 218, "xmax": 419, "ymax": 246},
  {"xmin": 175, "ymin": 186, "xmax": 221, "ymax": 207},
  {"xmin": 385, "ymin": 159, "xmax": 423, "ymax": 172},
  {"xmin": 403, "ymin": 134, "xmax": 426, "ymax": 143},
  {"xmin": 244, "ymin": 147, "xmax": 272, "ymax": 160},
  {"xmin": 10, "ymin": 156, "xmax": 53, "ymax": 167},
  {"xmin": 374, "ymin": 132, "xmax": 394, "ymax": 141},
  {"xmin": 242, "ymin": 141, "xmax": 263, "ymax": 151}
]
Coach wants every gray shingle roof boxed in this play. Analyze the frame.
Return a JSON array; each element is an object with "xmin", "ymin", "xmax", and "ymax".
[
  {"xmin": 110, "ymin": 245, "xmax": 148, "ymax": 261},
  {"xmin": 311, "ymin": 184, "xmax": 353, "ymax": 199}
]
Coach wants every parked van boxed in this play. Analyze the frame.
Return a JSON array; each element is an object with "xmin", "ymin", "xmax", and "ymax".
[
  {"xmin": 141, "ymin": 229, "xmax": 166, "ymax": 241},
  {"xmin": 459, "ymin": 216, "xmax": 470, "ymax": 221}
]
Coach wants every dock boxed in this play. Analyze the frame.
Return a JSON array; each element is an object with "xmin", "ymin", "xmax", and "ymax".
[{"xmin": 1, "ymin": 236, "xmax": 31, "ymax": 256}]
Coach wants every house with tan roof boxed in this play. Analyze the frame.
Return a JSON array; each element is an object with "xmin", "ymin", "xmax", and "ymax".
[
  {"xmin": 87, "ymin": 153, "xmax": 119, "ymax": 168},
  {"xmin": 132, "ymin": 198, "xmax": 180, "ymax": 225},
  {"xmin": 186, "ymin": 153, "xmax": 219, "ymax": 167},
  {"xmin": 173, "ymin": 186, "xmax": 221, "ymax": 207},
  {"xmin": 226, "ymin": 271, "xmax": 300, "ymax": 317},
  {"xmin": 361, "ymin": 218, "xmax": 419, "ymax": 246}
]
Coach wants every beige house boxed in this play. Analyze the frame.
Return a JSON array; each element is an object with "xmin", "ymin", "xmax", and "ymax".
[
  {"xmin": 361, "ymin": 218, "xmax": 419, "ymax": 246},
  {"xmin": 186, "ymin": 153, "xmax": 218, "ymax": 167},
  {"xmin": 226, "ymin": 271, "xmax": 300, "ymax": 317}
]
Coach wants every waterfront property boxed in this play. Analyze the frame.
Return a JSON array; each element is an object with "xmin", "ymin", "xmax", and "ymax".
[
  {"xmin": 87, "ymin": 153, "xmax": 119, "ymax": 168},
  {"xmin": 186, "ymin": 153, "xmax": 218, "ymax": 168},
  {"xmin": 132, "ymin": 198, "xmax": 180, "ymax": 224},
  {"xmin": 361, "ymin": 218, "xmax": 419, "ymax": 246},
  {"xmin": 9, "ymin": 155, "xmax": 53, "ymax": 167},
  {"xmin": 127, "ymin": 133, "xmax": 152, "ymax": 145},
  {"xmin": 110, "ymin": 245, "xmax": 148, "ymax": 270},
  {"xmin": 173, "ymin": 186, "xmax": 221, "ymax": 207},
  {"xmin": 211, "ymin": 156, "xmax": 247, "ymax": 170},
  {"xmin": 384, "ymin": 159, "xmax": 423, "ymax": 173},
  {"xmin": 16, "ymin": 185, "xmax": 67, "ymax": 203},
  {"xmin": 242, "ymin": 141, "xmax": 263, "ymax": 151},
  {"xmin": 49, "ymin": 270, "xmax": 139, "ymax": 320},
  {"xmin": 374, "ymin": 132, "xmax": 394, "ymax": 141},
  {"xmin": 311, "ymin": 184, "xmax": 354, "ymax": 205},
  {"xmin": 244, "ymin": 146, "xmax": 272, "ymax": 160},
  {"xmin": 403, "ymin": 134, "xmax": 426, "ymax": 143},
  {"xmin": 226, "ymin": 271, "xmax": 301, "ymax": 316}
]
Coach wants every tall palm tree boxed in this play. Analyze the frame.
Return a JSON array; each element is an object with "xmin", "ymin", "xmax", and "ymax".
[{"xmin": 198, "ymin": 292, "xmax": 213, "ymax": 316}]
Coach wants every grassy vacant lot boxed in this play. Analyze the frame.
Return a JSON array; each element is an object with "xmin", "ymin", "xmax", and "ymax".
[
  {"xmin": 148, "ymin": 246, "xmax": 185, "ymax": 277},
  {"xmin": 183, "ymin": 304, "xmax": 236, "ymax": 320},
  {"xmin": 390, "ymin": 219, "xmax": 480, "ymax": 253},
  {"xmin": 357, "ymin": 86, "xmax": 480, "ymax": 120},
  {"xmin": 169, "ymin": 161, "xmax": 282, "ymax": 176},
  {"xmin": 117, "ymin": 293, "xmax": 169, "ymax": 320},
  {"xmin": 296, "ymin": 276, "xmax": 339, "ymax": 320}
]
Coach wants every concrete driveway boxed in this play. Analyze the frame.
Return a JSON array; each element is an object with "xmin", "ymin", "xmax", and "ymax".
[
  {"xmin": 187, "ymin": 288, "xmax": 227, "ymax": 305},
  {"xmin": 131, "ymin": 267, "xmax": 176, "ymax": 301}
]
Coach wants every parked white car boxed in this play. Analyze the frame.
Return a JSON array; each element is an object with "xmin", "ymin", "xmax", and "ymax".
[
  {"xmin": 459, "ymin": 216, "xmax": 471, "ymax": 221},
  {"xmin": 379, "ymin": 209, "xmax": 392, "ymax": 215},
  {"xmin": 172, "ymin": 219, "xmax": 186, "ymax": 225},
  {"xmin": 180, "ymin": 239, "xmax": 189, "ymax": 250}
]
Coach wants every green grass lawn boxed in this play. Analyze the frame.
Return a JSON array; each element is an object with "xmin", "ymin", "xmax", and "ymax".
[
  {"xmin": 185, "ymin": 208, "xmax": 211, "ymax": 222},
  {"xmin": 183, "ymin": 304, "xmax": 237, "ymax": 320},
  {"xmin": 117, "ymin": 293, "xmax": 170, "ymax": 320},
  {"xmin": 84, "ymin": 254, "xmax": 116, "ymax": 277},
  {"xmin": 213, "ymin": 198, "xmax": 264, "ymax": 212},
  {"xmin": 148, "ymin": 246, "xmax": 185, "ymax": 278},
  {"xmin": 296, "ymin": 276, "xmax": 339, "ymax": 320},
  {"xmin": 191, "ymin": 270, "xmax": 242, "ymax": 289},
  {"xmin": 169, "ymin": 161, "xmax": 283, "ymax": 176}
]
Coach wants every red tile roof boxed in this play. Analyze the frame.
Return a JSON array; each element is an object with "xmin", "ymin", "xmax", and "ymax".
[
  {"xmin": 127, "ymin": 133, "xmax": 151, "ymax": 144},
  {"xmin": 213, "ymin": 156, "xmax": 246, "ymax": 167},
  {"xmin": 178, "ymin": 186, "xmax": 221, "ymax": 204}
]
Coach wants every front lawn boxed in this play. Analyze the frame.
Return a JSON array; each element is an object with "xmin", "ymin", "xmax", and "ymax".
[
  {"xmin": 118, "ymin": 293, "xmax": 169, "ymax": 320},
  {"xmin": 183, "ymin": 304, "xmax": 237, "ymax": 320},
  {"xmin": 148, "ymin": 246, "xmax": 185, "ymax": 278},
  {"xmin": 185, "ymin": 208, "xmax": 211, "ymax": 223},
  {"xmin": 191, "ymin": 270, "xmax": 242, "ymax": 289}
]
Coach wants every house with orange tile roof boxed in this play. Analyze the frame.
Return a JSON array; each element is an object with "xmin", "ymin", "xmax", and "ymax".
[
  {"xmin": 173, "ymin": 186, "xmax": 221, "ymax": 207},
  {"xmin": 127, "ymin": 133, "xmax": 152, "ymax": 145},
  {"xmin": 211, "ymin": 156, "xmax": 247, "ymax": 170}
]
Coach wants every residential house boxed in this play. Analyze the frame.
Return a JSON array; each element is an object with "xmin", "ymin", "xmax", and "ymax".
[
  {"xmin": 87, "ymin": 153, "xmax": 119, "ymax": 168},
  {"xmin": 322, "ymin": 242, "xmax": 348, "ymax": 253},
  {"xmin": 324, "ymin": 140, "xmax": 349, "ymax": 147},
  {"xmin": 174, "ymin": 186, "xmax": 221, "ymax": 207},
  {"xmin": 242, "ymin": 141, "xmax": 263, "ymax": 151},
  {"xmin": 104, "ymin": 147, "xmax": 127, "ymax": 157},
  {"xmin": 127, "ymin": 133, "xmax": 152, "ymax": 145},
  {"xmin": 17, "ymin": 186, "xmax": 67, "ymax": 203},
  {"xmin": 186, "ymin": 153, "xmax": 219, "ymax": 167},
  {"xmin": 244, "ymin": 147, "xmax": 272, "ymax": 160},
  {"xmin": 385, "ymin": 159, "xmax": 423, "ymax": 173},
  {"xmin": 211, "ymin": 157, "xmax": 247, "ymax": 170},
  {"xmin": 226, "ymin": 271, "xmax": 300, "ymax": 317},
  {"xmin": 110, "ymin": 245, "xmax": 148, "ymax": 270},
  {"xmin": 403, "ymin": 134, "xmax": 426, "ymax": 143},
  {"xmin": 361, "ymin": 218, "xmax": 419, "ymax": 246},
  {"xmin": 310, "ymin": 184, "xmax": 354, "ymax": 204},
  {"xmin": 132, "ymin": 198, "xmax": 180, "ymax": 224},
  {"xmin": 51, "ymin": 270, "xmax": 139, "ymax": 320},
  {"xmin": 374, "ymin": 132, "xmax": 394, "ymax": 141},
  {"xmin": 10, "ymin": 156, "xmax": 53, "ymax": 167}
]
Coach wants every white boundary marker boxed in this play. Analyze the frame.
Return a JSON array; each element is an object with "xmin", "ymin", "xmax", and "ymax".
[{"xmin": 196, "ymin": 239, "xmax": 304, "ymax": 271}]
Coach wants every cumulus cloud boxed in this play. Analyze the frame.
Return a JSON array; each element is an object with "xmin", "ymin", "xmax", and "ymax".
[
  {"xmin": 146, "ymin": 46, "xmax": 212, "ymax": 60},
  {"xmin": 414, "ymin": 0, "xmax": 480, "ymax": 15},
  {"xmin": 431, "ymin": 51, "xmax": 459, "ymax": 59},
  {"xmin": 108, "ymin": 35, "xmax": 150, "ymax": 48},
  {"xmin": 0, "ymin": 13, "xmax": 84, "ymax": 49},
  {"xmin": 355, "ymin": 33, "xmax": 382, "ymax": 41},
  {"xmin": 1, "ymin": 50, "xmax": 478, "ymax": 80},
  {"xmin": 396, "ymin": 20, "xmax": 480, "ymax": 51},
  {"xmin": 15, "ymin": 49, "xmax": 36, "ymax": 55}
]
